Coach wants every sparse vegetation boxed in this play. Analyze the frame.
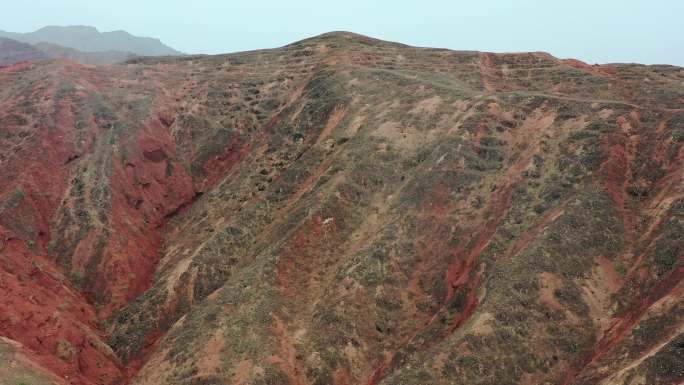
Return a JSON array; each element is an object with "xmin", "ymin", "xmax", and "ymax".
[{"xmin": 0, "ymin": 31, "xmax": 681, "ymax": 385}]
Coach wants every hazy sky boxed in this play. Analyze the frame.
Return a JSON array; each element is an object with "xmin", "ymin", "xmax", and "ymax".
[{"xmin": 2, "ymin": 0, "xmax": 683, "ymax": 65}]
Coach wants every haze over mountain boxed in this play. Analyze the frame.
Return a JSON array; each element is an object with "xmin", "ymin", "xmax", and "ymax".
[
  {"xmin": 0, "ymin": 25, "xmax": 182, "ymax": 56},
  {"xmin": 0, "ymin": 36, "xmax": 139, "ymax": 67},
  {"xmin": 0, "ymin": 37, "xmax": 48, "ymax": 66},
  {"xmin": 0, "ymin": 31, "xmax": 682, "ymax": 385},
  {"xmin": 32, "ymin": 41, "xmax": 135, "ymax": 65}
]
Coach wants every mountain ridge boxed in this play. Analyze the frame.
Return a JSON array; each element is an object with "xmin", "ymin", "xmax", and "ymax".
[
  {"xmin": 0, "ymin": 37, "xmax": 48, "ymax": 66},
  {"xmin": 0, "ymin": 25, "xmax": 182, "ymax": 56}
]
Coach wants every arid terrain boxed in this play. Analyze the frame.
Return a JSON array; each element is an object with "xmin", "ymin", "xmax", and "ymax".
[{"xmin": 0, "ymin": 32, "xmax": 682, "ymax": 385}]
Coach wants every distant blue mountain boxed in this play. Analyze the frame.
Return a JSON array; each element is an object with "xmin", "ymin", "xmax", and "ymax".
[{"xmin": 0, "ymin": 25, "xmax": 182, "ymax": 56}]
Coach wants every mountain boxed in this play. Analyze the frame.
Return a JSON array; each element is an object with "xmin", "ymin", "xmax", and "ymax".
[
  {"xmin": 33, "ymin": 42, "xmax": 135, "ymax": 65},
  {"xmin": 0, "ymin": 37, "xmax": 134, "ymax": 66},
  {"xmin": 0, "ymin": 25, "xmax": 182, "ymax": 56},
  {"xmin": 0, "ymin": 32, "xmax": 682, "ymax": 385},
  {"xmin": 0, "ymin": 37, "xmax": 47, "ymax": 66}
]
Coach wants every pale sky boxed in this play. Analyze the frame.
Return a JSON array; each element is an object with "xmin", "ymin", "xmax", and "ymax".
[{"xmin": 2, "ymin": 0, "xmax": 683, "ymax": 66}]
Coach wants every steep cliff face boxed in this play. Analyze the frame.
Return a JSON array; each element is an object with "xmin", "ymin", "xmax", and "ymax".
[{"xmin": 0, "ymin": 32, "xmax": 682, "ymax": 385}]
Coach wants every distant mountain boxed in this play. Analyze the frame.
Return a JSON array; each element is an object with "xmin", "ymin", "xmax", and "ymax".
[
  {"xmin": 0, "ymin": 37, "xmax": 47, "ymax": 66},
  {"xmin": 33, "ymin": 42, "xmax": 134, "ymax": 65},
  {"xmin": 0, "ymin": 25, "xmax": 182, "ymax": 56},
  {"xmin": 0, "ymin": 37, "xmax": 134, "ymax": 66}
]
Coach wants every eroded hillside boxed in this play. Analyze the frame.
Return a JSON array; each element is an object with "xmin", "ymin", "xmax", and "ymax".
[{"xmin": 0, "ymin": 32, "xmax": 682, "ymax": 385}]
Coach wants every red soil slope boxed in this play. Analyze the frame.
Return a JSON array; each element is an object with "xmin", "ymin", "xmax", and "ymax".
[{"xmin": 0, "ymin": 33, "xmax": 682, "ymax": 385}]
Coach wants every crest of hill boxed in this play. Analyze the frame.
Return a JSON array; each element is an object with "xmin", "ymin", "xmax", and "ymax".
[{"xmin": 289, "ymin": 31, "xmax": 410, "ymax": 47}]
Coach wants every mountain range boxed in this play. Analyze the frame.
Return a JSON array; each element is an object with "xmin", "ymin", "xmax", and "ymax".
[
  {"xmin": 0, "ymin": 32, "xmax": 682, "ymax": 385},
  {"xmin": 0, "ymin": 25, "xmax": 181, "ymax": 66}
]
